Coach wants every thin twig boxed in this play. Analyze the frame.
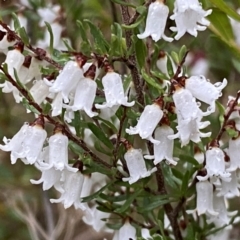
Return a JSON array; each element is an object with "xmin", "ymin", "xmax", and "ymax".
[
  {"xmin": 155, "ymin": 164, "xmax": 183, "ymax": 240},
  {"xmin": 0, "ymin": 21, "xmax": 62, "ymax": 70},
  {"xmin": 120, "ymin": 3, "xmax": 144, "ymax": 107}
]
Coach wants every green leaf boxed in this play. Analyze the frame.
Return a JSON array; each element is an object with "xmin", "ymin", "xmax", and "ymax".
[
  {"xmin": 135, "ymin": 37, "xmax": 147, "ymax": 68},
  {"xmin": 226, "ymin": 127, "xmax": 238, "ymax": 138},
  {"xmin": 179, "ymin": 45, "xmax": 187, "ymax": 61},
  {"xmin": 18, "ymin": 27, "xmax": 29, "ymax": 45},
  {"xmin": 209, "ymin": 0, "xmax": 240, "ymax": 21},
  {"xmin": 208, "ymin": 8, "xmax": 234, "ymax": 41},
  {"xmin": 22, "ymin": 98, "xmax": 40, "ymax": 114},
  {"xmin": 44, "ymin": 21, "xmax": 54, "ymax": 54},
  {"xmin": 122, "ymin": 13, "xmax": 146, "ymax": 29},
  {"xmin": 137, "ymin": 195, "xmax": 170, "ymax": 212},
  {"xmin": 82, "ymin": 182, "xmax": 113, "ymax": 202},
  {"xmin": 42, "ymin": 102, "xmax": 51, "ymax": 115},
  {"xmin": 141, "ymin": 69, "xmax": 162, "ymax": 91},
  {"xmin": 97, "ymin": 116, "xmax": 118, "ymax": 133},
  {"xmin": 11, "ymin": 13, "xmax": 21, "ymax": 31},
  {"xmin": 181, "ymin": 170, "xmax": 190, "ymax": 194},
  {"xmin": 84, "ymin": 19, "xmax": 110, "ymax": 54},
  {"xmin": 180, "ymin": 155, "xmax": 199, "ymax": 166},
  {"xmin": 166, "ymin": 55, "xmax": 174, "ymax": 78},
  {"xmin": 171, "ymin": 51, "xmax": 179, "ymax": 64},
  {"xmin": 87, "ymin": 123, "xmax": 114, "ymax": 149},
  {"xmin": 114, "ymin": 188, "xmax": 142, "ymax": 213}
]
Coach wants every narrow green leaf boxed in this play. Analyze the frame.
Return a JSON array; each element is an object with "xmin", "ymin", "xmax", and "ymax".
[
  {"xmin": 44, "ymin": 21, "xmax": 54, "ymax": 54},
  {"xmin": 135, "ymin": 37, "xmax": 147, "ymax": 68},
  {"xmin": 42, "ymin": 102, "xmax": 51, "ymax": 115},
  {"xmin": 11, "ymin": 13, "xmax": 21, "ymax": 31},
  {"xmin": 208, "ymin": 8, "xmax": 234, "ymax": 41},
  {"xmin": 114, "ymin": 189, "xmax": 142, "ymax": 213},
  {"xmin": 209, "ymin": 0, "xmax": 240, "ymax": 21},
  {"xmin": 122, "ymin": 13, "xmax": 145, "ymax": 29},
  {"xmin": 166, "ymin": 55, "xmax": 174, "ymax": 78},
  {"xmin": 18, "ymin": 27, "xmax": 29, "ymax": 45},
  {"xmin": 84, "ymin": 19, "xmax": 110, "ymax": 54},
  {"xmin": 181, "ymin": 170, "xmax": 190, "ymax": 194},
  {"xmin": 87, "ymin": 123, "xmax": 113, "ymax": 149},
  {"xmin": 97, "ymin": 116, "xmax": 118, "ymax": 133},
  {"xmin": 141, "ymin": 69, "xmax": 162, "ymax": 91},
  {"xmin": 180, "ymin": 154, "xmax": 199, "ymax": 166},
  {"xmin": 137, "ymin": 196, "xmax": 170, "ymax": 212},
  {"xmin": 22, "ymin": 98, "xmax": 40, "ymax": 114},
  {"xmin": 179, "ymin": 45, "xmax": 187, "ymax": 61},
  {"xmin": 171, "ymin": 51, "xmax": 179, "ymax": 64},
  {"xmin": 82, "ymin": 182, "xmax": 113, "ymax": 202}
]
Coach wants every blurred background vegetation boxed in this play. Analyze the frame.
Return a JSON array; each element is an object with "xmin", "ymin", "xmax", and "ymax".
[{"xmin": 0, "ymin": 0, "xmax": 240, "ymax": 239}]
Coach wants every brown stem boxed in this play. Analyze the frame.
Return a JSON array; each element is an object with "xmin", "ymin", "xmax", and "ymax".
[
  {"xmin": 0, "ymin": 66, "xmax": 112, "ymax": 170},
  {"xmin": 120, "ymin": 4, "xmax": 144, "ymax": 107},
  {"xmin": 155, "ymin": 164, "xmax": 183, "ymax": 240},
  {"xmin": 0, "ymin": 21, "xmax": 62, "ymax": 70},
  {"xmin": 214, "ymin": 91, "xmax": 240, "ymax": 143}
]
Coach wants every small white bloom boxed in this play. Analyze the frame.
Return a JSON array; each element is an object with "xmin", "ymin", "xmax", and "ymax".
[
  {"xmin": 37, "ymin": 5, "xmax": 60, "ymax": 27},
  {"xmin": 30, "ymin": 79, "xmax": 50, "ymax": 105},
  {"xmin": 126, "ymin": 102, "xmax": 163, "ymax": 144},
  {"xmin": 49, "ymin": 60, "xmax": 84, "ymax": 103},
  {"xmin": 0, "ymin": 121, "xmax": 47, "ymax": 165},
  {"xmin": 145, "ymin": 125, "xmax": 178, "ymax": 165},
  {"xmin": 122, "ymin": 147, "xmax": 157, "ymax": 184},
  {"xmin": 195, "ymin": 180, "xmax": 218, "ymax": 216},
  {"xmin": 227, "ymin": 135, "xmax": 240, "ymax": 172},
  {"xmin": 170, "ymin": 0, "xmax": 212, "ymax": 40},
  {"xmin": 51, "ymin": 92, "xmax": 63, "ymax": 117},
  {"xmin": 198, "ymin": 147, "xmax": 231, "ymax": 182},
  {"xmin": 185, "ymin": 76, "xmax": 227, "ymax": 112},
  {"xmin": 113, "ymin": 220, "xmax": 136, "ymax": 240},
  {"xmin": 95, "ymin": 71, "xmax": 135, "ymax": 109},
  {"xmin": 50, "ymin": 170, "xmax": 87, "ymax": 210},
  {"xmin": 137, "ymin": 0, "xmax": 173, "ymax": 42},
  {"xmin": 69, "ymin": 76, "xmax": 98, "ymax": 117}
]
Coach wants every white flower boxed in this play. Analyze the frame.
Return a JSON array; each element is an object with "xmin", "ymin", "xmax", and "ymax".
[
  {"xmin": 168, "ymin": 113, "xmax": 211, "ymax": 146},
  {"xmin": 49, "ymin": 60, "xmax": 84, "ymax": 103},
  {"xmin": 198, "ymin": 147, "xmax": 231, "ymax": 182},
  {"xmin": 185, "ymin": 76, "xmax": 227, "ymax": 112},
  {"xmin": 113, "ymin": 220, "xmax": 136, "ymax": 240},
  {"xmin": 122, "ymin": 147, "xmax": 157, "ymax": 184},
  {"xmin": 69, "ymin": 76, "xmax": 98, "ymax": 117},
  {"xmin": 145, "ymin": 125, "xmax": 178, "ymax": 165},
  {"xmin": 137, "ymin": 0, "xmax": 173, "ymax": 42},
  {"xmin": 95, "ymin": 71, "xmax": 135, "ymax": 109},
  {"xmin": 227, "ymin": 135, "xmax": 240, "ymax": 172},
  {"xmin": 0, "ymin": 120, "xmax": 47, "ymax": 164},
  {"xmin": 50, "ymin": 170, "xmax": 87, "ymax": 210},
  {"xmin": 170, "ymin": 0, "xmax": 212, "ymax": 40},
  {"xmin": 30, "ymin": 79, "xmax": 50, "ymax": 105},
  {"xmin": 37, "ymin": 5, "xmax": 60, "ymax": 27},
  {"xmin": 51, "ymin": 92, "xmax": 63, "ymax": 117},
  {"xmin": 126, "ymin": 102, "xmax": 163, "ymax": 144},
  {"xmin": 194, "ymin": 180, "xmax": 218, "ymax": 216},
  {"xmin": 42, "ymin": 130, "xmax": 77, "ymax": 172},
  {"xmin": 30, "ymin": 147, "xmax": 64, "ymax": 193},
  {"xmin": 172, "ymin": 84, "xmax": 210, "ymax": 123}
]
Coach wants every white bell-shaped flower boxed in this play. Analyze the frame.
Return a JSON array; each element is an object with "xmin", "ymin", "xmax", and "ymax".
[
  {"xmin": 207, "ymin": 193, "xmax": 237, "ymax": 227},
  {"xmin": 137, "ymin": 0, "xmax": 173, "ymax": 42},
  {"xmin": 145, "ymin": 125, "xmax": 178, "ymax": 165},
  {"xmin": 228, "ymin": 135, "xmax": 240, "ymax": 172},
  {"xmin": 170, "ymin": 0, "xmax": 212, "ymax": 40},
  {"xmin": 95, "ymin": 70, "xmax": 135, "ymax": 109},
  {"xmin": 30, "ymin": 147, "xmax": 64, "ymax": 193},
  {"xmin": 198, "ymin": 147, "xmax": 231, "ymax": 182},
  {"xmin": 185, "ymin": 76, "xmax": 227, "ymax": 112},
  {"xmin": 122, "ymin": 147, "xmax": 157, "ymax": 184},
  {"xmin": 0, "ymin": 81, "xmax": 22, "ymax": 103},
  {"xmin": 69, "ymin": 76, "xmax": 98, "ymax": 117},
  {"xmin": 113, "ymin": 220, "xmax": 136, "ymax": 240},
  {"xmin": 216, "ymin": 171, "xmax": 240, "ymax": 197},
  {"xmin": 126, "ymin": 101, "xmax": 163, "ymax": 144},
  {"xmin": 195, "ymin": 180, "xmax": 218, "ymax": 216},
  {"xmin": 51, "ymin": 92, "xmax": 63, "ymax": 117},
  {"xmin": 49, "ymin": 60, "xmax": 84, "ymax": 103},
  {"xmin": 83, "ymin": 205, "xmax": 112, "ymax": 233},
  {"xmin": 43, "ymin": 129, "xmax": 77, "ymax": 172},
  {"xmin": 30, "ymin": 79, "xmax": 50, "ymax": 105},
  {"xmin": 0, "ymin": 119, "xmax": 47, "ymax": 165},
  {"xmin": 50, "ymin": 169, "xmax": 87, "ymax": 210},
  {"xmin": 172, "ymin": 84, "xmax": 210, "ymax": 123},
  {"xmin": 168, "ymin": 113, "xmax": 211, "ymax": 147},
  {"xmin": 37, "ymin": 5, "xmax": 60, "ymax": 26}
]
